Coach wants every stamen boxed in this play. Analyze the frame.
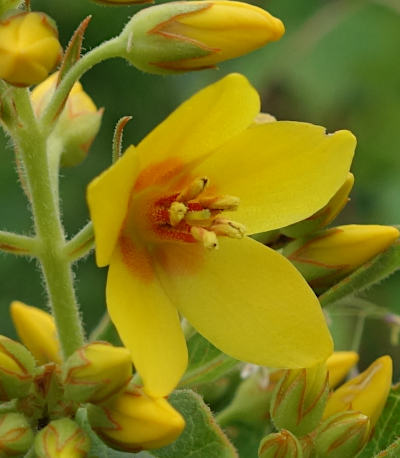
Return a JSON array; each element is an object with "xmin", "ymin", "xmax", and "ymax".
[
  {"xmin": 177, "ymin": 177, "xmax": 209, "ymax": 202},
  {"xmin": 168, "ymin": 201, "xmax": 187, "ymax": 226},
  {"xmin": 190, "ymin": 226, "xmax": 219, "ymax": 249},
  {"xmin": 211, "ymin": 218, "xmax": 246, "ymax": 239},
  {"xmin": 199, "ymin": 195, "xmax": 240, "ymax": 211},
  {"xmin": 184, "ymin": 209, "xmax": 211, "ymax": 223}
]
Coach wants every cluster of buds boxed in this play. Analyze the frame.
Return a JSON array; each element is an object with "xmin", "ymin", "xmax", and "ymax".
[
  {"xmin": 257, "ymin": 353, "xmax": 392, "ymax": 458},
  {"xmin": 0, "ymin": 302, "xmax": 185, "ymax": 456}
]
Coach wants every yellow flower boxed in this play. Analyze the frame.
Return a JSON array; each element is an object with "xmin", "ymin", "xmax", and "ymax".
[
  {"xmin": 10, "ymin": 301, "xmax": 61, "ymax": 365},
  {"xmin": 87, "ymin": 73, "xmax": 356, "ymax": 397},
  {"xmin": 121, "ymin": 1, "xmax": 284, "ymax": 74},
  {"xmin": 0, "ymin": 12, "xmax": 62, "ymax": 87},
  {"xmin": 324, "ymin": 355, "xmax": 392, "ymax": 429}
]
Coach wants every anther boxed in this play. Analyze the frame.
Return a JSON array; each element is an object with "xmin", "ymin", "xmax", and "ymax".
[
  {"xmin": 177, "ymin": 177, "xmax": 209, "ymax": 202},
  {"xmin": 199, "ymin": 195, "xmax": 240, "ymax": 211},
  {"xmin": 184, "ymin": 209, "xmax": 211, "ymax": 224},
  {"xmin": 168, "ymin": 202, "xmax": 187, "ymax": 226},
  {"xmin": 211, "ymin": 218, "xmax": 246, "ymax": 239},
  {"xmin": 190, "ymin": 226, "xmax": 219, "ymax": 249}
]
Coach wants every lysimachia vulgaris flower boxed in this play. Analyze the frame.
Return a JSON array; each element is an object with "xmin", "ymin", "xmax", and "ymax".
[{"xmin": 87, "ymin": 73, "xmax": 356, "ymax": 397}]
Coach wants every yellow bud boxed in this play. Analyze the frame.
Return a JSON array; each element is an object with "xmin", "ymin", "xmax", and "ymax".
[
  {"xmin": 121, "ymin": 1, "xmax": 284, "ymax": 74},
  {"xmin": 31, "ymin": 72, "xmax": 102, "ymax": 167},
  {"xmin": 282, "ymin": 173, "xmax": 355, "ymax": 238},
  {"xmin": 258, "ymin": 429, "xmax": 302, "ymax": 458},
  {"xmin": 0, "ymin": 12, "xmax": 62, "ymax": 86},
  {"xmin": 0, "ymin": 413, "xmax": 34, "ymax": 456},
  {"xmin": 0, "ymin": 335, "xmax": 35, "ymax": 401},
  {"xmin": 324, "ymin": 355, "xmax": 392, "ymax": 429},
  {"xmin": 63, "ymin": 342, "xmax": 132, "ymax": 403},
  {"xmin": 88, "ymin": 385, "xmax": 185, "ymax": 451},
  {"xmin": 10, "ymin": 301, "xmax": 61, "ymax": 365},
  {"xmin": 34, "ymin": 418, "xmax": 90, "ymax": 458},
  {"xmin": 284, "ymin": 225, "xmax": 399, "ymax": 290},
  {"xmin": 326, "ymin": 351, "xmax": 359, "ymax": 389}
]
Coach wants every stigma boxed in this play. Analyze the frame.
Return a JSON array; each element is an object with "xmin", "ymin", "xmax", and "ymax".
[{"xmin": 151, "ymin": 177, "xmax": 246, "ymax": 249}]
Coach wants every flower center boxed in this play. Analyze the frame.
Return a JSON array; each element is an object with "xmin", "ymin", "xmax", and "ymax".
[{"xmin": 150, "ymin": 176, "xmax": 246, "ymax": 249}]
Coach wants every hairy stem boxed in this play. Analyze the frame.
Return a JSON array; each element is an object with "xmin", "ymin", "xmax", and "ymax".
[
  {"xmin": 64, "ymin": 222, "xmax": 94, "ymax": 262},
  {"xmin": 0, "ymin": 231, "xmax": 37, "ymax": 256}
]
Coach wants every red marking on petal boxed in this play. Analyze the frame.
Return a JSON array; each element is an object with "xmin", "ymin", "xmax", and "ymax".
[
  {"xmin": 134, "ymin": 158, "xmax": 185, "ymax": 192},
  {"xmin": 119, "ymin": 236, "xmax": 154, "ymax": 282}
]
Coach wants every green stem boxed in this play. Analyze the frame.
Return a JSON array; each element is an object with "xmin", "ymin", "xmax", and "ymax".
[
  {"xmin": 64, "ymin": 222, "xmax": 94, "ymax": 262},
  {"xmin": 0, "ymin": 231, "xmax": 37, "ymax": 256},
  {"xmin": 11, "ymin": 88, "xmax": 84, "ymax": 359},
  {"xmin": 40, "ymin": 37, "xmax": 125, "ymax": 131}
]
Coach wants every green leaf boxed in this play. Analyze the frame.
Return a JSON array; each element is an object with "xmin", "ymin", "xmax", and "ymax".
[
  {"xmin": 179, "ymin": 333, "xmax": 240, "ymax": 388},
  {"xmin": 75, "ymin": 408, "xmax": 153, "ymax": 458},
  {"xmin": 373, "ymin": 438, "xmax": 400, "ymax": 457},
  {"xmin": 153, "ymin": 390, "xmax": 238, "ymax": 458},
  {"xmin": 319, "ymin": 240, "xmax": 400, "ymax": 307},
  {"xmin": 359, "ymin": 386, "xmax": 400, "ymax": 457}
]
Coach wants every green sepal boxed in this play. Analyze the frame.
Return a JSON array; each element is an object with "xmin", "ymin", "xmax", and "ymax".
[
  {"xmin": 258, "ymin": 430, "xmax": 303, "ymax": 458},
  {"xmin": 0, "ymin": 412, "xmax": 33, "ymax": 457}
]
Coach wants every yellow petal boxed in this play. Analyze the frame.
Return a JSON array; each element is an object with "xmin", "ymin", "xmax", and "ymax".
[
  {"xmin": 10, "ymin": 301, "xmax": 61, "ymax": 365},
  {"xmin": 153, "ymin": 237, "xmax": 333, "ymax": 368},
  {"xmin": 134, "ymin": 73, "xmax": 259, "ymax": 182},
  {"xmin": 193, "ymin": 122, "xmax": 356, "ymax": 234},
  {"xmin": 326, "ymin": 351, "xmax": 359, "ymax": 389},
  {"xmin": 106, "ymin": 238, "xmax": 188, "ymax": 397},
  {"xmin": 87, "ymin": 145, "xmax": 140, "ymax": 267}
]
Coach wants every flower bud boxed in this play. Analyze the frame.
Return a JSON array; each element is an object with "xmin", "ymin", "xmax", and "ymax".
[
  {"xmin": 314, "ymin": 411, "xmax": 370, "ymax": 458},
  {"xmin": 324, "ymin": 355, "xmax": 392, "ymax": 430},
  {"xmin": 88, "ymin": 385, "xmax": 185, "ymax": 451},
  {"xmin": 326, "ymin": 351, "xmax": 359, "ymax": 389},
  {"xmin": 0, "ymin": 335, "xmax": 35, "ymax": 401},
  {"xmin": 0, "ymin": 12, "xmax": 62, "ymax": 86},
  {"xmin": 281, "ymin": 173, "xmax": 354, "ymax": 238},
  {"xmin": 31, "ymin": 72, "xmax": 102, "ymax": 167},
  {"xmin": 120, "ymin": 1, "xmax": 284, "ymax": 74},
  {"xmin": 283, "ymin": 225, "xmax": 399, "ymax": 291},
  {"xmin": 271, "ymin": 363, "xmax": 329, "ymax": 436},
  {"xmin": 0, "ymin": 412, "xmax": 33, "ymax": 456},
  {"xmin": 10, "ymin": 301, "xmax": 61, "ymax": 365},
  {"xmin": 63, "ymin": 342, "xmax": 132, "ymax": 403},
  {"xmin": 34, "ymin": 418, "xmax": 90, "ymax": 458},
  {"xmin": 258, "ymin": 429, "xmax": 303, "ymax": 458}
]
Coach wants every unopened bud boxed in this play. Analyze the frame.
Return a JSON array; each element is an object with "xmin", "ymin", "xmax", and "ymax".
[
  {"xmin": 315, "ymin": 411, "xmax": 369, "ymax": 458},
  {"xmin": 34, "ymin": 418, "xmax": 90, "ymax": 458},
  {"xmin": 0, "ymin": 413, "xmax": 33, "ymax": 456},
  {"xmin": 282, "ymin": 174, "xmax": 354, "ymax": 238},
  {"xmin": 63, "ymin": 342, "xmax": 132, "ymax": 403},
  {"xmin": 271, "ymin": 363, "xmax": 329, "ymax": 436},
  {"xmin": 324, "ymin": 355, "xmax": 392, "ymax": 430},
  {"xmin": 299, "ymin": 435, "xmax": 314, "ymax": 458},
  {"xmin": 31, "ymin": 72, "xmax": 102, "ymax": 167},
  {"xmin": 120, "ymin": 1, "xmax": 284, "ymax": 74},
  {"xmin": 10, "ymin": 301, "xmax": 61, "ymax": 365},
  {"xmin": 88, "ymin": 385, "xmax": 185, "ymax": 451},
  {"xmin": 326, "ymin": 351, "xmax": 359, "ymax": 389},
  {"xmin": 283, "ymin": 225, "xmax": 399, "ymax": 291},
  {"xmin": 0, "ymin": 12, "xmax": 62, "ymax": 86},
  {"xmin": 0, "ymin": 335, "xmax": 35, "ymax": 401},
  {"xmin": 258, "ymin": 429, "xmax": 303, "ymax": 458}
]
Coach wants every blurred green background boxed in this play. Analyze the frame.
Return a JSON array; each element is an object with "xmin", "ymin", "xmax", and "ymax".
[{"xmin": 1, "ymin": 0, "xmax": 400, "ymax": 375}]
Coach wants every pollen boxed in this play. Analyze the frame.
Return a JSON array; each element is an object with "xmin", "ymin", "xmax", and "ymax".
[{"xmin": 150, "ymin": 176, "xmax": 246, "ymax": 248}]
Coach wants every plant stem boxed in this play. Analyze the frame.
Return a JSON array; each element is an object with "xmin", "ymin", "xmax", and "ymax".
[
  {"xmin": 0, "ymin": 231, "xmax": 37, "ymax": 255},
  {"xmin": 64, "ymin": 222, "xmax": 94, "ymax": 262},
  {"xmin": 11, "ymin": 88, "xmax": 84, "ymax": 359},
  {"xmin": 40, "ymin": 37, "xmax": 125, "ymax": 131}
]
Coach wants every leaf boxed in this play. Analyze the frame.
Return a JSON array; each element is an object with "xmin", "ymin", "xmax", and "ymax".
[
  {"xmin": 75, "ymin": 408, "xmax": 153, "ymax": 458},
  {"xmin": 57, "ymin": 16, "xmax": 92, "ymax": 86},
  {"xmin": 319, "ymin": 240, "xmax": 400, "ymax": 307},
  {"xmin": 359, "ymin": 386, "xmax": 400, "ymax": 457},
  {"xmin": 152, "ymin": 390, "xmax": 238, "ymax": 458},
  {"xmin": 179, "ymin": 333, "xmax": 240, "ymax": 388},
  {"xmin": 373, "ymin": 437, "xmax": 400, "ymax": 457}
]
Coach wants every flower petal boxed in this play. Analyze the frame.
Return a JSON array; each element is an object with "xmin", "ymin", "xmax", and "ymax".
[
  {"xmin": 153, "ymin": 237, "xmax": 333, "ymax": 368},
  {"xmin": 87, "ymin": 145, "xmax": 139, "ymax": 267},
  {"xmin": 193, "ymin": 121, "xmax": 356, "ymax": 234},
  {"xmin": 106, "ymin": 238, "xmax": 188, "ymax": 397},
  {"xmin": 135, "ymin": 73, "xmax": 260, "ymax": 173}
]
